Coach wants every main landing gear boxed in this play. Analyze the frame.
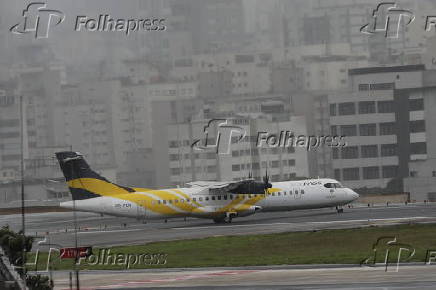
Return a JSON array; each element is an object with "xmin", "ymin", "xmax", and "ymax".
[
  {"xmin": 213, "ymin": 213, "xmax": 235, "ymax": 224},
  {"xmin": 336, "ymin": 206, "xmax": 344, "ymax": 213}
]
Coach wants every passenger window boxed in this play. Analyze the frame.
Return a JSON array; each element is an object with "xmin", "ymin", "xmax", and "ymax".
[
  {"xmin": 186, "ymin": 199, "xmax": 190, "ymax": 202},
  {"xmin": 163, "ymin": 200, "xmax": 167, "ymax": 204},
  {"xmin": 193, "ymin": 198, "xmax": 197, "ymax": 202},
  {"xmin": 218, "ymin": 195, "xmax": 221, "ymax": 200},
  {"xmin": 212, "ymin": 196, "xmax": 216, "ymax": 200},
  {"xmin": 180, "ymin": 199, "xmax": 184, "ymax": 203},
  {"xmin": 199, "ymin": 197, "xmax": 203, "ymax": 201},
  {"xmin": 230, "ymin": 195, "xmax": 233, "ymax": 200},
  {"xmin": 301, "ymin": 190, "xmax": 304, "ymax": 194},
  {"xmin": 284, "ymin": 191, "xmax": 287, "ymax": 195},
  {"xmin": 158, "ymin": 200, "xmax": 161, "ymax": 204},
  {"xmin": 272, "ymin": 193, "xmax": 275, "ymax": 196},
  {"xmin": 295, "ymin": 190, "xmax": 298, "ymax": 194},
  {"xmin": 205, "ymin": 196, "xmax": 209, "ymax": 201},
  {"xmin": 278, "ymin": 192, "xmax": 281, "ymax": 196},
  {"xmin": 169, "ymin": 200, "xmax": 173, "ymax": 204},
  {"xmin": 224, "ymin": 195, "xmax": 228, "ymax": 200},
  {"xmin": 175, "ymin": 199, "xmax": 178, "ymax": 203}
]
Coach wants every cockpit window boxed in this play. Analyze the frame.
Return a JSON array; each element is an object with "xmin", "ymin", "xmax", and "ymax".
[{"xmin": 324, "ymin": 183, "xmax": 343, "ymax": 188}]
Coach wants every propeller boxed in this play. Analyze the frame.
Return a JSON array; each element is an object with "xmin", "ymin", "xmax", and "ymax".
[{"xmin": 263, "ymin": 167, "xmax": 272, "ymax": 194}]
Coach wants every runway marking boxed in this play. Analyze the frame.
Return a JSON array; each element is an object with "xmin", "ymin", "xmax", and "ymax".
[
  {"xmin": 173, "ymin": 217, "xmax": 435, "ymax": 230},
  {"xmin": 58, "ymin": 270, "xmax": 260, "ymax": 289},
  {"xmin": 75, "ymin": 228, "xmax": 146, "ymax": 234}
]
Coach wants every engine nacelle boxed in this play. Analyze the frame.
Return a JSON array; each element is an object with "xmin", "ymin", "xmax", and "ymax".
[{"xmin": 234, "ymin": 205, "xmax": 262, "ymax": 217}]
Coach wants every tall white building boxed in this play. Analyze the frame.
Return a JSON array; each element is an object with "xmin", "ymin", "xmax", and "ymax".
[
  {"xmin": 329, "ymin": 64, "xmax": 427, "ymax": 190},
  {"xmin": 163, "ymin": 116, "xmax": 310, "ymax": 188}
]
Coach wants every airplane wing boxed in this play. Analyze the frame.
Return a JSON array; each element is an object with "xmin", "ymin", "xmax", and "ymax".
[{"xmin": 187, "ymin": 179, "xmax": 270, "ymax": 194}]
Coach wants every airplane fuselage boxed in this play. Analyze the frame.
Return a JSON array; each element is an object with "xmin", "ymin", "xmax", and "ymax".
[{"xmin": 60, "ymin": 178, "xmax": 359, "ymax": 222}]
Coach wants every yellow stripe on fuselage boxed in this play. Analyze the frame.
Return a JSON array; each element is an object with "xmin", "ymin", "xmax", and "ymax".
[{"xmin": 67, "ymin": 178, "xmax": 283, "ymax": 217}]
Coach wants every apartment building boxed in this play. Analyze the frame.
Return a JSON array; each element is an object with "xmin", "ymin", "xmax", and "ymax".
[
  {"xmin": 329, "ymin": 64, "xmax": 428, "ymax": 190},
  {"xmin": 161, "ymin": 115, "xmax": 309, "ymax": 188}
]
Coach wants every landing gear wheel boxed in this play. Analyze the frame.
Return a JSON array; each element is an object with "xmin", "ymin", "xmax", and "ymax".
[
  {"xmin": 228, "ymin": 216, "xmax": 233, "ymax": 223},
  {"xmin": 336, "ymin": 206, "xmax": 344, "ymax": 213}
]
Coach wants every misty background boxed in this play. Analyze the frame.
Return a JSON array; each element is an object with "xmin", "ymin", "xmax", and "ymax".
[{"xmin": 1, "ymin": 0, "xmax": 436, "ymax": 205}]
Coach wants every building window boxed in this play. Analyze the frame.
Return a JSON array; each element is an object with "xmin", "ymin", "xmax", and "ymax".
[
  {"xmin": 170, "ymin": 168, "xmax": 181, "ymax": 175},
  {"xmin": 169, "ymin": 154, "xmax": 179, "ymax": 161},
  {"xmin": 232, "ymin": 165, "xmax": 240, "ymax": 171},
  {"xmin": 379, "ymin": 122, "xmax": 396, "ymax": 135},
  {"xmin": 330, "ymin": 104, "xmax": 336, "ymax": 116},
  {"xmin": 382, "ymin": 166, "xmax": 398, "ymax": 178},
  {"xmin": 359, "ymin": 123, "xmax": 377, "ymax": 136},
  {"xmin": 338, "ymin": 102, "xmax": 356, "ymax": 115},
  {"xmin": 341, "ymin": 146, "xmax": 359, "ymax": 159},
  {"xmin": 340, "ymin": 125, "xmax": 357, "ymax": 136},
  {"xmin": 343, "ymin": 168, "xmax": 360, "ymax": 180},
  {"xmin": 361, "ymin": 145, "xmax": 378, "ymax": 158},
  {"xmin": 409, "ymin": 120, "xmax": 425, "ymax": 133},
  {"xmin": 370, "ymin": 83, "xmax": 394, "ymax": 90},
  {"xmin": 363, "ymin": 166, "xmax": 380, "ymax": 179},
  {"xmin": 411, "ymin": 142, "xmax": 427, "ymax": 155},
  {"xmin": 334, "ymin": 169, "xmax": 341, "ymax": 180},
  {"xmin": 332, "ymin": 148, "xmax": 340, "ymax": 159},
  {"xmin": 169, "ymin": 141, "xmax": 180, "ymax": 148},
  {"xmin": 331, "ymin": 125, "xmax": 338, "ymax": 135},
  {"xmin": 358, "ymin": 84, "xmax": 369, "ymax": 91},
  {"xmin": 377, "ymin": 100, "xmax": 395, "ymax": 113},
  {"xmin": 381, "ymin": 144, "xmax": 397, "ymax": 156},
  {"xmin": 358, "ymin": 101, "xmax": 376, "ymax": 114},
  {"xmin": 409, "ymin": 99, "xmax": 424, "ymax": 111}
]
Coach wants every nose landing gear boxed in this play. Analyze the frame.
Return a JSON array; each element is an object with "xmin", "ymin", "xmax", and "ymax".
[{"xmin": 336, "ymin": 206, "xmax": 344, "ymax": 213}]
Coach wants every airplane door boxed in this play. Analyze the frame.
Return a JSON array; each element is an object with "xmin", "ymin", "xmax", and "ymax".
[
  {"xmin": 294, "ymin": 188, "xmax": 301, "ymax": 199},
  {"xmin": 136, "ymin": 200, "xmax": 146, "ymax": 222}
]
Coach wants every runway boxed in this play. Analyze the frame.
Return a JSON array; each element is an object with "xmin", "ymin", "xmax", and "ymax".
[
  {"xmin": 50, "ymin": 264, "xmax": 436, "ymax": 289},
  {"xmin": 1, "ymin": 203, "xmax": 436, "ymax": 248}
]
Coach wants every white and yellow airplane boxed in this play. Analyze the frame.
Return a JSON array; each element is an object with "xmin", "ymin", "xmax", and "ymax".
[{"xmin": 56, "ymin": 151, "xmax": 359, "ymax": 223}]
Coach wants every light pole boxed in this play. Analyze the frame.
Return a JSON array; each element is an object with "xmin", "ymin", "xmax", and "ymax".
[{"xmin": 20, "ymin": 95, "xmax": 26, "ymax": 278}]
